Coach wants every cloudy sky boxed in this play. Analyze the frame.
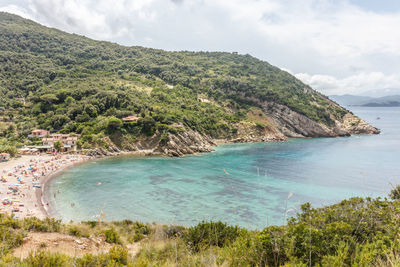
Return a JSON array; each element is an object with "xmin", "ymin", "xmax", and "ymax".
[{"xmin": 1, "ymin": 0, "xmax": 400, "ymax": 96}]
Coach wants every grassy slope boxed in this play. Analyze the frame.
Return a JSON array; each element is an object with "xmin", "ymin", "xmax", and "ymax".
[{"xmin": 0, "ymin": 12, "xmax": 353, "ymax": 152}]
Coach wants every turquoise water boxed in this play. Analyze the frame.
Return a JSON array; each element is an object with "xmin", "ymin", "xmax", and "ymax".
[{"xmin": 45, "ymin": 107, "xmax": 400, "ymax": 229}]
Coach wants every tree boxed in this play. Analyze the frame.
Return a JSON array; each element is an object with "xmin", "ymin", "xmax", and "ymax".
[
  {"xmin": 53, "ymin": 140, "xmax": 64, "ymax": 152},
  {"xmin": 107, "ymin": 117, "xmax": 123, "ymax": 133},
  {"xmin": 56, "ymin": 89, "xmax": 69, "ymax": 103},
  {"xmin": 139, "ymin": 117, "xmax": 156, "ymax": 136},
  {"xmin": 65, "ymin": 96, "xmax": 75, "ymax": 105},
  {"xmin": 40, "ymin": 94, "xmax": 58, "ymax": 104}
]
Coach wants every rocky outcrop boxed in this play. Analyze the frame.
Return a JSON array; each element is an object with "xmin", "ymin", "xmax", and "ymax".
[
  {"xmin": 86, "ymin": 102, "xmax": 379, "ymax": 158},
  {"xmin": 87, "ymin": 130, "xmax": 216, "ymax": 157},
  {"xmin": 262, "ymin": 103, "xmax": 335, "ymax": 137},
  {"xmin": 262, "ymin": 102, "xmax": 379, "ymax": 138},
  {"xmin": 85, "ymin": 147, "xmax": 121, "ymax": 157},
  {"xmin": 340, "ymin": 113, "xmax": 380, "ymax": 134},
  {"xmin": 157, "ymin": 130, "xmax": 215, "ymax": 157},
  {"xmin": 226, "ymin": 121, "xmax": 286, "ymax": 143}
]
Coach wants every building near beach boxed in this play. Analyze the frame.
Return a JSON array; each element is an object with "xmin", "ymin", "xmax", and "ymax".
[
  {"xmin": 0, "ymin": 153, "xmax": 10, "ymax": 161},
  {"xmin": 122, "ymin": 115, "xmax": 140, "ymax": 122},
  {"xmin": 42, "ymin": 134, "xmax": 79, "ymax": 152},
  {"xmin": 26, "ymin": 130, "xmax": 80, "ymax": 152},
  {"xmin": 28, "ymin": 129, "xmax": 50, "ymax": 138}
]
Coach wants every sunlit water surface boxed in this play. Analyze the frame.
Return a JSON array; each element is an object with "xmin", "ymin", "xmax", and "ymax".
[{"xmin": 45, "ymin": 107, "xmax": 400, "ymax": 229}]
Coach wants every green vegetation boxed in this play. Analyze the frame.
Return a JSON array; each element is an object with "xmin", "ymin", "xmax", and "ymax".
[
  {"xmin": 0, "ymin": 193, "xmax": 399, "ymax": 266},
  {"xmin": 390, "ymin": 184, "xmax": 400, "ymax": 200},
  {"xmin": 105, "ymin": 228, "xmax": 122, "ymax": 244},
  {"xmin": 184, "ymin": 221, "xmax": 242, "ymax": 252},
  {"xmin": 0, "ymin": 12, "xmax": 349, "ymax": 151},
  {"xmin": 53, "ymin": 140, "xmax": 63, "ymax": 152}
]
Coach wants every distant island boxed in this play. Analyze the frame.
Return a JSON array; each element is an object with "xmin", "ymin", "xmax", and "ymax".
[{"xmin": 330, "ymin": 94, "xmax": 400, "ymax": 107}]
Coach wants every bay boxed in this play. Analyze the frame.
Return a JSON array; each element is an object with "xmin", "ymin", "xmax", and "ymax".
[{"xmin": 45, "ymin": 107, "xmax": 400, "ymax": 229}]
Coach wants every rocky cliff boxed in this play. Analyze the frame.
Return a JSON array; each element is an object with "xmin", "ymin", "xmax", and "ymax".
[
  {"xmin": 262, "ymin": 102, "xmax": 379, "ymax": 138},
  {"xmin": 87, "ymin": 99, "xmax": 379, "ymax": 157}
]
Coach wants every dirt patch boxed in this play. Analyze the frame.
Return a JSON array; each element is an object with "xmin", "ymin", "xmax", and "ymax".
[{"xmin": 13, "ymin": 232, "xmax": 113, "ymax": 258}]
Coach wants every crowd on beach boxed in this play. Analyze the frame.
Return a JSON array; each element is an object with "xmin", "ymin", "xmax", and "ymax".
[{"xmin": 0, "ymin": 154, "xmax": 92, "ymax": 219}]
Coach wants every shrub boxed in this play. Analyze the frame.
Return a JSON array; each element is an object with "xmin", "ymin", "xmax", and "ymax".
[
  {"xmin": 76, "ymin": 245, "xmax": 128, "ymax": 266},
  {"xmin": 105, "ymin": 228, "xmax": 121, "ymax": 244},
  {"xmin": 24, "ymin": 251, "xmax": 71, "ymax": 267},
  {"xmin": 159, "ymin": 132, "xmax": 169, "ymax": 145},
  {"xmin": 83, "ymin": 221, "xmax": 97, "ymax": 228},
  {"xmin": 0, "ymin": 228, "xmax": 25, "ymax": 256},
  {"xmin": 390, "ymin": 184, "xmax": 400, "ymax": 200},
  {"xmin": 108, "ymin": 245, "xmax": 128, "ymax": 265},
  {"xmin": 255, "ymin": 122, "xmax": 265, "ymax": 128},
  {"xmin": 113, "ymin": 221, "xmax": 150, "ymax": 242},
  {"xmin": 134, "ymin": 238, "xmax": 190, "ymax": 265},
  {"xmin": 257, "ymin": 225, "xmax": 288, "ymax": 267},
  {"xmin": 133, "ymin": 222, "xmax": 150, "ymax": 236},
  {"xmin": 0, "ymin": 214, "xmax": 21, "ymax": 229},
  {"xmin": 184, "ymin": 221, "xmax": 242, "ymax": 252},
  {"xmin": 221, "ymin": 231, "xmax": 264, "ymax": 266},
  {"xmin": 163, "ymin": 225, "xmax": 185, "ymax": 238},
  {"xmin": 22, "ymin": 217, "xmax": 62, "ymax": 232},
  {"xmin": 68, "ymin": 225, "xmax": 82, "ymax": 237}
]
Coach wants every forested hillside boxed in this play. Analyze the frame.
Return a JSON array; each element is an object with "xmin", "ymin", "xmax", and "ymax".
[{"xmin": 0, "ymin": 12, "xmax": 378, "ymax": 155}]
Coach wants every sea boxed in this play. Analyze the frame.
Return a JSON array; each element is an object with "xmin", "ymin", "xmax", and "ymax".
[{"xmin": 45, "ymin": 107, "xmax": 400, "ymax": 229}]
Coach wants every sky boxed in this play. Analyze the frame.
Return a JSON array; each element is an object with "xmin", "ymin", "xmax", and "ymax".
[{"xmin": 1, "ymin": 0, "xmax": 400, "ymax": 96}]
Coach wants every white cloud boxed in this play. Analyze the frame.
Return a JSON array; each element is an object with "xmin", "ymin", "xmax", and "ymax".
[
  {"xmin": 295, "ymin": 72, "xmax": 400, "ymax": 95},
  {"xmin": 0, "ymin": 4, "xmax": 33, "ymax": 19},
  {"xmin": 1, "ymin": 0, "xmax": 400, "ymax": 96},
  {"xmin": 26, "ymin": 0, "xmax": 160, "ymax": 40}
]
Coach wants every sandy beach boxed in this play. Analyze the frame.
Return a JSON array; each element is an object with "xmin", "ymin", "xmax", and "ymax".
[{"xmin": 0, "ymin": 154, "xmax": 92, "ymax": 219}]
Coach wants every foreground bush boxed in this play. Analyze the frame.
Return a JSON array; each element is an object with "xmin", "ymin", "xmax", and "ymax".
[
  {"xmin": 105, "ymin": 228, "xmax": 122, "ymax": 244},
  {"xmin": 22, "ymin": 217, "xmax": 62, "ymax": 233},
  {"xmin": 0, "ymin": 195, "xmax": 400, "ymax": 266},
  {"xmin": 76, "ymin": 245, "xmax": 128, "ymax": 266},
  {"xmin": 24, "ymin": 251, "xmax": 71, "ymax": 267},
  {"xmin": 254, "ymin": 197, "xmax": 400, "ymax": 266},
  {"xmin": 184, "ymin": 221, "xmax": 243, "ymax": 252}
]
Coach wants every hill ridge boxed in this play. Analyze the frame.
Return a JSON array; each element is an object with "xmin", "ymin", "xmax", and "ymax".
[{"xmin": 0, "ymin": 12, "xmax": 379, "ymax": 156}]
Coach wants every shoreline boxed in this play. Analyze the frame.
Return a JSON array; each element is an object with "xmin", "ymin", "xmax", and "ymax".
[
  {"xmin": 0, "ymin": 154, "xmax": 94, "ymax": 219},
  {"xmin": 0, "ymin": 148, "xmax": 208, "ymax": 221},
  {"xmin": 0, "ymin": 131, "xmax": 377, "ymax": 221},
  {"xmin": 36, "ymin": 156, "xmax": 95, "ymax": 218},
  {"xmin": 38, "ymin": 150, "xmax": 173, "ymax": 219},
  {"xmin": 39, "ymin": 140, "xmax": 284, "ymax": 220}
]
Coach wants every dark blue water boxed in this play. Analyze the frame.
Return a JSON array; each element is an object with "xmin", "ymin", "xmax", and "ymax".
[{"xmin": 46, "ymin": 107, "xmax": 400, "ymax": 229}]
